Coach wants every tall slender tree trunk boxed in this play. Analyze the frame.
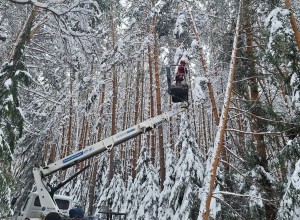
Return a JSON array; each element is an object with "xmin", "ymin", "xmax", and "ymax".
[
  {"xmin": 49, "ymin": 144, "xmax": 57, "ymax": 165},
  {"xmin": 185, "ymin": 3, "xmax": 220, "ymax": 126},
  {"xmin": 147, "ymin": 22, "xmax": 156, "ymax": 164},
  {"xmin": 8, "ymin": 6, "xmax": 38, "ymax": 61},
  {"xmin": 78, "ymin": 119, "xmax": 89, "ymax": 170},
  {"xmin": 245, "ymin": 2, "xmax": 277, "ymax": 218},
  {"xmin": 139, "ymin": 53, "xmax": 145, "ymax": 156},
  {"xmin": 108, "ymin": 13, "xmax": 117, "ymax": 183},
  {"xmin": 132, "ymin": 61, "xmax": 141, "ymax": 178},
  {"xmin": 87, "ymin": 75, "xmax": 107, "ymax": 215},
  {"xmin": 285, "ymin": 0, "xmax": 300, "ymax": 51},
  {"xmin": 169, "ymin": 98, "xmax": 174, "ymax": 148},
  {"xmin": 62, "ymin": 67, "xmax": 74, "ymax": 181},
  {"xmin": 152, "ymin": 13, "xmax": 165, "ymax": 188},
  {"xmin": 121, "ymin": 71, "xmax": 130, "ymax": 179},
  {"xmin": 199, "ymin": 1, "xmax": 242, "ymax": 219},
  {"xmin": 44, "ymin": 142, "xmax": 49, "ymax": 163},
  {"xmin": 235, "ymin": 106, "xmax": 245, "ymax": 157},
  {"xmin": 201, "ymin": 104, "xmax": 208, "ymax": 157}
]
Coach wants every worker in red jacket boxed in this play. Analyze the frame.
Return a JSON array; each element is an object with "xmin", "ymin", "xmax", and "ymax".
[{"xmin": 175, "ymin": 60, "xmax": 188, "ymax": 85}]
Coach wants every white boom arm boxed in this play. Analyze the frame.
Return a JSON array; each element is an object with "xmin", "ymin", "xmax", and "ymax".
[{"xmin": 33, "ymin": 103, "xmax": 188, "ymax": 216}]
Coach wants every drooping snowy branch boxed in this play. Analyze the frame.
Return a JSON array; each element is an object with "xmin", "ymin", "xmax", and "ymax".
[{"xmin": 8, "ymin": 0, "xmax": 100, "ymax": 16}]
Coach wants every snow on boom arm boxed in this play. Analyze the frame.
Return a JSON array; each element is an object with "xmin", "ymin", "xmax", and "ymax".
[{"xmin": 32, "ymin": 103, "xmax": 188, "ymax": 216}]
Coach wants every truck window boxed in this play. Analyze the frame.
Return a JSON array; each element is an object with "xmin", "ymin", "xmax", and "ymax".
[
  {"xmin": 34, "ymin": 196, "xmax": 41, "ymax": 207},
  {"xmin": 33, "ymin": 196, "xmax": 69, "ymax": 210},
  {"xmin": 55, "ymin": 199, "xmax": 70, "ymax": 210}
]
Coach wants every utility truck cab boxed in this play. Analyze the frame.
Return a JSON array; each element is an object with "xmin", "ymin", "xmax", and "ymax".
[{"xmin": 18, "ymin": 192, "xmax": 72, "ymax": 220}]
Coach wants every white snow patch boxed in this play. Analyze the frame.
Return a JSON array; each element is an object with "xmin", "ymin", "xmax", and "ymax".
[
  {"xmin": 16, "ymin": 107, "xmax": 25, "ymax": 119},
  {"xmin": 4, "ymin": 78, "xmax": 12, "ymax": 88},
  {"xmin": 192, "ymin": 76, "xmax": 205, "ymax": 103},
  {"xmin": 249, "ymin": 185, "xmax": 263, "ymax": 208},
  {"xmin": 173, "ymin": 13, "xmax": 186, "ymax": 37},
  {"xmin": 292, "ymin": 160, "xmax": 300, "ymax": 190},
  {"xmin": 15, "ymin": 70, "xmax": 32, "ymax": 79},
  {"xmin": 191, "ymin": 39, "xmax": 199, "ymax": 50},
  {"xmin": 6, "ymin": 94, "xmax": 13, "ymax": 102},
  {"xmin": 265, "ymin": 7, "xmax": 291, "ymax": 50},
  {"xmin": 265, "ymin": 8, "xmax": 290, "ymax": 34}
]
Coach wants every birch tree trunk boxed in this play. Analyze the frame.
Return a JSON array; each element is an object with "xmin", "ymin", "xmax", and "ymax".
[{"xmin": 199, "ymin": 1, "xmax": 242, "ymax": 219}]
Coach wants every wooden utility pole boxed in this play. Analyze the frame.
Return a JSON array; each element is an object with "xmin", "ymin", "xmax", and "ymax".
[{"xmin": 199, "ymin": 1, "xmax": 242, "ymax": 219}]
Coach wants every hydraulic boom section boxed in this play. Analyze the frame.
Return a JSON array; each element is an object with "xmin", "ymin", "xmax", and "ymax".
[
  {"xmin": 25, "ymin": 103, "xmax": 188, "ymax": 220},
  {"xmin": 40, "ymin": 102, "xmax": 188, "ymax": 177}
]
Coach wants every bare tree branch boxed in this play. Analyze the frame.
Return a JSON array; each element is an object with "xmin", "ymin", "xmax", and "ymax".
[
  {"xmin": 226, "ymin": 129, "xmax": 283, "ymax": 136},
  {"xmin": 215, "ymin": 191, "xmax": 276, "ymax": 205},
  {"xmin": 212, "ymin": 196, "xmax": 246, "ymax": 220},
  {"xmin": 229, "ymin": 107, "xmax": 295, "ymax": 125}
]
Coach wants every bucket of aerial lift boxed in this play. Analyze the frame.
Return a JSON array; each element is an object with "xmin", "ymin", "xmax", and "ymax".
[
  {"xmin": 166, "ymin": 66, "xmax": 189, "ymax": 103},
  {"xmin": 169, "ymin": 84, "xmax": 189, "ymax": 103}
]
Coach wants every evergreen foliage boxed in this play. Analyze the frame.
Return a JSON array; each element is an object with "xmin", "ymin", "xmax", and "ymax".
[
  {"xmin": 158, "ymin": 147, "xmax": 176, "ymax": 219},
  {"xmin": 128, "ymin": 145, "xmax": 160, "ymax": 220},
  {"xmin": 170, "ymin": 114, "xmax": 204, "ymax": 220},
  {"xmin": 0, "ymin": 6, "xmax": 34, "ymax": 215}
]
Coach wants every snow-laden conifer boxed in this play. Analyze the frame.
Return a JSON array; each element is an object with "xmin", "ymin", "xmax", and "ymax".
[
  {"xmin": 170, "ymin": 113, "xmax": 204, "ymax": 220},
  {"xmin": 121, "ymin": 176, "xmax": 133, "ymax": 214},
  {"xmin": 158, "ymin": 147, "xmax": 176, "ymax": 219},
  {"xmin": 96, "ymin": 173, "xmax": 125, "ymax": 218},
  {"xmin": 277, "ymin": 138, "xmax": 300, "ymax": 219},
  {"xmin": 127, "ymin": 145, "xmax": 160, "ymax": 220}
]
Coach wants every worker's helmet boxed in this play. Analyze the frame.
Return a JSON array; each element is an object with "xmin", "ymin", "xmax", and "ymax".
[{"xmin": 180, "ymin": 60, "xmax": 186, "ymax": 65}]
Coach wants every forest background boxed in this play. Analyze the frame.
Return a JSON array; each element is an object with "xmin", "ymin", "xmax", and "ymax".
[{"xmin": 1, "ymin": 0, "xmax": 300, "ymax": 219}]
